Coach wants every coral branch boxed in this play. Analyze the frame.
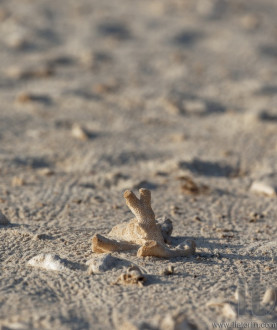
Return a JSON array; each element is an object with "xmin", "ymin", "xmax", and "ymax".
[
  {"xmin": 92, "ymin": 234, "xmax": 138, "ymax": 253},
  {"xmin": 91, "ymin": 189, "xmax": 196, "ymax": 259},
  {"xmin": 124, "ymin": 188, "xmax": 155, "ymax": 226},
  {"xmin": 137, "ymin": 240, "xmax": 196, "ymax": 258}
]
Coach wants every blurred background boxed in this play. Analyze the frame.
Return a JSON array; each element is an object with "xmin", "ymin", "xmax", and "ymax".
[
  {"xmin": 1, "ymin": 1, "xmax": 277, "ymax": 328},
  {"xmin": 0, "ymin": 0, "xmax": 277, "ymax": 212}
]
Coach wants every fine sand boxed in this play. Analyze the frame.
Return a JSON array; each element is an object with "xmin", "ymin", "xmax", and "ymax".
[{"xmin": 1, "ymin": 0, "xmax": 277, "ymax": 329}]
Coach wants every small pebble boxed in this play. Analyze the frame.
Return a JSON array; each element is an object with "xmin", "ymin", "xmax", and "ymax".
[
  {"xmin": 38, "ymin": 168, "xmax": 55, "ymax": 176},
  {"xmin": 262, "ymin": 288, "xmax": 277, "ymax": 304},
  {"xmin": 6, "ymin": 65, "xmax": 54, "ymax": 80},
  {"xmin": 240, "ymin": 14, "xmax": 260, "ymax": 31},
  {"xmin": 12, "ymin": 176, "xmax": 24, "ymax": 186},
  {"xmin": 250, "ymin": 180, "xmax": 277, "ymax": 197},
  {"xmin": 160, "ymin": 312, "xmax": 195, "ymax": 330},
  {"xmin": 222, "ymin": 303, "xmax": 237, "ymax": 319},
  {"xmin": 183, "ymin": 100, "xmax": 206, "ymax": 115},
  {"xmin": 71, "ymin": 124, "xmax": 89, "ymax": 140},
  {"xmin": 113, "ymin": 266, "xmax": 146, "ymax": 286},
  {"xmin": 161, "ymin": 265, "xmax": 175, "ymax": 276}
]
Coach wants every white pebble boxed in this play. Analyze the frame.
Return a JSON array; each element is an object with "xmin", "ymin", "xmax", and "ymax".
[
  {"xmin": 222, "ymin": 303, "xmax": 237, "ymax": 319},
  {"xmin": 234, "ymin": 287, "xmax": 244, "ymax": 302},
  {"xmin": 183, "ymin": 100, "xmax": 206, "ymax": 115},
  {"xmin": 250, "ymin": 180, "xmax": 277, "ymax": 197},
  {"xmin": 262, "ymin": 288, "xmax": 277, "ymax": 304},
  {"xmin": 71, "ymin": 124, "xmax": 89, "ymax": 140},
  {"xmin": 27, "ymin": 253, "xmax": 68, "ymax": 271},
  {"xmin": 160, "ymin": 312, "xmax": 194, "ymax": 330},
  {"xmin": 207, "ymin": 300, "xmax": 237, "ymax": 319}
]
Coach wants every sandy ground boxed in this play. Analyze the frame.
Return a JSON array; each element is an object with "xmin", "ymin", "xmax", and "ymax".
[{"xmin": 1, "ymin": 0, "xmax": 277, "ymax": 329}]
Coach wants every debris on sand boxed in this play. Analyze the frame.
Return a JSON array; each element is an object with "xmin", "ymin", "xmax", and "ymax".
[
  {"xmin": 160, "ymin": 265, "xmax": 175, "ymax": 276},
  {"xmin": 222, "ymin": 303, "xmax": 237, "ymax": 319},
  {"xmin": 178, "ymin": 176, "xmax": 209, "ymax": 195},
  {"xmin": 16, "ymin": 92, "xmax": 52, "ymax": 105},
  {"xmin": 250, "ymin": 178, "xmax": 277, "ymax": 197},
  {"xmin": 37, "ymin": 168, "xmax": 55, "ymax": 176},
  {"xmin": 27, "ymin": 253, "xmax": 68, "ymax": 271},
  {"xmin": 12, "ymin": 176, "xmax": 25, "ymax": 187},
  {"xmin": 92, "ymin": 189, "xmax": 196, "ymax": 258},
  {"xmin": 262, "ymin": 287, "xmax": 277, "ymax": 304},
  {"xmin": 71, "ymin": 123, "xmax": 89, "ymax": 141},
  {"xmin": 113, "ymin": 266, "xmax": 146, "ymax": 287},
  {"xmin": 207, "ymin": 300, "xmax": 237, "ymax": 319},
  {"xmin": 0, "ymin": 210, "xmax": 10, "ymax": 225},
  {"xmin": 6, "ymin": 64, "xmax": 54, "ymax": 80},
  {"xmin": 86, "ymin": 254, "xmax": 131, "ymax": 274},
  {"xmin": 183, "ymin": 100, "xmax": 206, "ymax": 115},
  {"xmin": 159, "ymin": 311, "xmax": 196, "ymax": 330}
]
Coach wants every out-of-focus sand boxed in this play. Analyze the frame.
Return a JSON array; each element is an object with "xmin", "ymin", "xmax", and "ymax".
[{"xmin": 1, "ymin": 0, "xmax": 277, "ymax": 329}]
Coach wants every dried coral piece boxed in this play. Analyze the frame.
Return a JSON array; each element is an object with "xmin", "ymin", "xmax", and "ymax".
[
  {"xmin": 27, "ymin": 253, "xmax": 68, "ymax": 271},
  {"xmin": 113, "ymin": 266, "xmax": 146, "ymax": 286},
  {"xmin": 92, "ymin": 188, "xmax": 196, "ymax": 258}
]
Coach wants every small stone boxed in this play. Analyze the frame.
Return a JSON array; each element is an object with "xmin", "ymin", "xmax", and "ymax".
[
  {"xmin": 207, "ymin": 300, "xmax": 237, "ymax": 319},
  {"xmin": 16, "ymin": 93, "xmax": 32, "ymax": 103},
  {"xmin": 113, "ymin": 266, "xmax": 146, "ymax": 286},
  {"xmin": 222, "ymin": 303, "xmax": 237, "ymax": 319},
  {"xmin": 12, "ymin": 176, "xmax": 24, "ymax": 186},
  {"xmin": 169, "ymin": 133, "xmax": 187, "ymax": 142},
  {"xmin": 71, "ymin": 124, "xmax": 89, "ymax": 141},
  {"xmin": 37, "ymin": 168, "xmax": 55, "ymax": 176},
  {"xmin": 183, "ymin": 100, "xmax": 206, "ymax": 115},
  {"xmin": 0, "ymin": 210, "xmax": 10, "ymax": 225},
  {"xmin": 234, "ymin": 287, "xmax": 244, "ymax": 302},
  {"xmin": 178, "ymin": 175, "xmax": 209, "ymax": 195},
  {"xmin": 249, "ymin": 212, "xmax": 263, "ymax": 223},
  {"xmin": 160, "ymin": 311, "xmax": 195, "ymax": 330},
  {"xmin": 6, "ymin": 65, "xmax": 54, "ymax": 80},
  {"xmin": 92, "ymin": 80, "xmax": 119, "ymax": 94},
  {"xmin": 16, "ymin": 92, "xmax": 52, "ymax": 105},
  {"xmin": 240, "ymin": 14, "xmax": 260, "ymax": 31},
  {"xmin": 163, "ymin": 98, "xmax": 182, "ymax": 115},
  {"xmin": 262, "ymin": 288, "xmax": 277, "ymax": 304},
  {"xmin": 250, "ymin": 179, "xmax": 277, "ymax": 197},
  {"xmin": 161, "ymin": 265, "xmax": 174, "ymax": 276}
]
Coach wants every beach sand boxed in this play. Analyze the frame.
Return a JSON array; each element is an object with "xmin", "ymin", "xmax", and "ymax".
[{"xmin": 1, "ymin": 0, "xmax": 277, "ymax": 329}]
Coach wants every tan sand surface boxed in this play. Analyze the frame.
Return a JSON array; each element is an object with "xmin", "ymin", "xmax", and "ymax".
[{"xmin": 1, "ymin": 0, "xmax": 277, "ymax": 329}]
